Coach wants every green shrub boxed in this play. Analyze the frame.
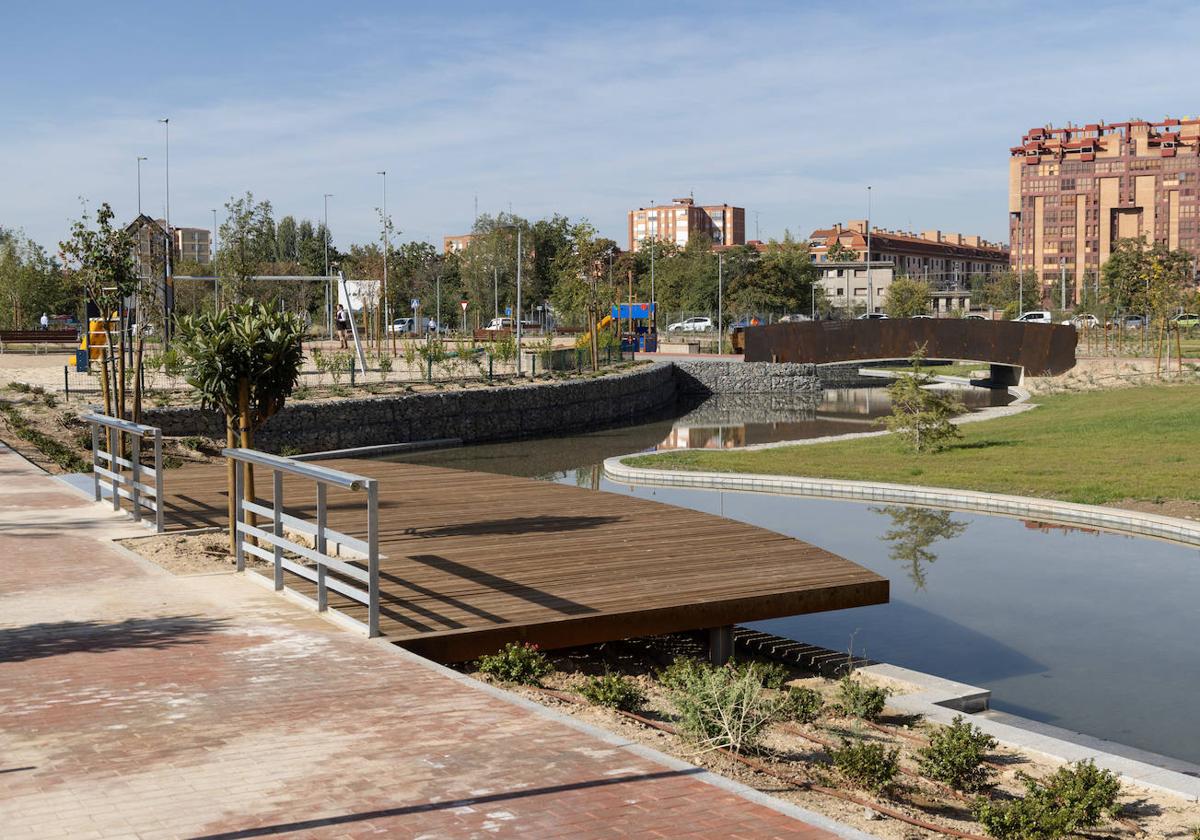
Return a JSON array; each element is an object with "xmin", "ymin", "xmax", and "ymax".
[
  {"xmin": 732, "ymin": 659, "xmax": 791, "ymax": 690},
  {"xmin": 973, "ymin": 760, "xmax": 1122, "ymax": 840},
  {"xmin": 377, "ymin": 354, "xmax": 393, "ymax": 382},
  {"xmin": 917, "ymin": 714, "xmax": 997, "ymax": 792},
  {"xmin": 827, "ymin": 738, "xmax": 900, "ymax": 793},
  {"xmin": 782, "ymin": 686, "xmax": 824, "ymax": 724},
  {"xmin": 837, "ymin": 675, "xmax": 889, "ymax": 721},
  {"xmin": 476, "ymin": 642, "xmax": 553, "ymax": 685},
  {"xmin": 578, "ymin": 672, "xmax": 645, "ymax": 711},
  {"xmin": 182, "ymin": 435, "xmax": 208, "ymax": 451},
  {"xmin": 660, "ymin": 657, "xmax": 794, "ymax": 754}
]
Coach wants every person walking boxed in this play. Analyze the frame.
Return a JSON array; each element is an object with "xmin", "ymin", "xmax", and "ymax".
[
  {"xmin": 335, "ymin": 304, "xmax": 350, "ymax": 349},
  {"xmin": 39, "ymin": 313, "xmax": 49, "ymax": 331}
]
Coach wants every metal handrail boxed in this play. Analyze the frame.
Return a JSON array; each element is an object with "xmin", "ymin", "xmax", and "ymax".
[
  {"xmin": 82, "ymin": 412, "xmax": 164, "ymax": 533},
  {"xmin": 224, "ymin": 448, "xmax": 380, "ymax": 637}
]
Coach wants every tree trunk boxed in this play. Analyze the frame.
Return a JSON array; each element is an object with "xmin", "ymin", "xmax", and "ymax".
[
  {"xmin": 132, "ymin": 333, "xmax": 145, "ymax": 424},
  {"xmin": 226, "ymin": 417, "xmax": 237, "ymax": 554},
  {"xmin": 238, "ymin": 379, "xmax": 256, "ymax": 539},
  {"xmin": 1155, "ymin": 319, "xmax": 1165, "ymax": 377},
  {"xmin": 1176, "ymin": 324, "xmax": 1184, "ymax": 374}
]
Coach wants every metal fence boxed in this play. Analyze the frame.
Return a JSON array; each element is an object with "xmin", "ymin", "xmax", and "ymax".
[
  {"xmin": 83, "ymin": 412, "xmax": 165, "ymax": 532},
  {"xmin": 225, "ymin": 448, "xmax": 380, "ymax": 637}
]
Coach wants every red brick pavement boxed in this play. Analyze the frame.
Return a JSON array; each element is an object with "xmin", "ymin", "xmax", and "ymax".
[{"xmin": 0, "ymin": 445, "xmax": 864, "ymax": 839}]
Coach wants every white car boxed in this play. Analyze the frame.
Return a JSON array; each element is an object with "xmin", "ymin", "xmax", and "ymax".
[
  {"xmin": 1013, "ymin": 310, "xmax": 1053, "ymax": 324},
  {"xmin": 1061, "ymin": 314, "xmax": 1099, "ymax": 328},
  {"xmin": 666, "ymin": 316, "xmax": 714, "ymax": 332},
  {"xmin": 857, "ymin": 312, "xmax": 889, "ymax": 320}
]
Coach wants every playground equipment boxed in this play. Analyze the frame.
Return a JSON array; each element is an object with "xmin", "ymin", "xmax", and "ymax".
[
  {"xmin": 80, "ymin": 316, "xmax": 121, "ymax": 362},
  {"xmin": 613, "ymin": 303, "xmax": 657, "ymax": 352}
]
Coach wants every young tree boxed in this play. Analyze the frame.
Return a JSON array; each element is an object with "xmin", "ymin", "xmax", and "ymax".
[
  {"xmin": 175, "ymin": 301, "xmax": 306, "ymax": 551},
  {"xmin": 215, "ymin": 193, "xmax": 276, "ymax": 303},
  {"xmin": 881, "ymin": 348, "xmax": 964, "ymax": 453},
  {"xmin": 59, "ymin": 203, "xmax": 139, "ymax": 419},
  {"xmin": 883, "ymin": 276, "xmax": 932, "ymax": 317},
  {"xmin": 0, "ymin": 228, "xmax": 71, "ymax": 330}
]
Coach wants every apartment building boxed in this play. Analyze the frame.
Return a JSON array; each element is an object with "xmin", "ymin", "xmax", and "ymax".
[
  {"xmin": 443, "ymin": 233, "xmax": 479, "ymax": 254},
  {"xmin": 808, "ymin": 221, "xmax": 1009, "ymax": 287},
  {"xmin": 173, "ymin": 226, "xmax": 211, "ymax": 266},
  {"xmin": 1010, "ymin": 117, "xmax": 1200, "ymax": 304},
  {"xmin": 627, "ymin": 198, "xmax": 745, "ymax": 252}
]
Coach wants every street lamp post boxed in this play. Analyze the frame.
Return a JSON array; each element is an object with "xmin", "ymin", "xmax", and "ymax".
[
  {"xmin": 157, "ymin": 118, "xmax": 172, "ymax": 344},
  {"xmin": 717, "ymin": 250, "xmax": 723, "ymax": 351},
  {"xmin": 648, "ymin": 206, "xmax": 657, "ymax": 332},
  {"xmin": 136, "ymin": 156, "xmax": 147, "ymax": 214},
  {"xmin": 866, "ymin": 186, "xmax": 873, "ymax": 314},
  {"xmin": 516, "ymin": 227, "xmax": 524, "ymax": 375},
  {"xmin": 377, "ymin": 171, "xmax": 389, "ymax": 345},
  {"xmin": 324, "ymin": 193, "xmax": 333, "ymax": 338},
  {"xmin": 211, "ymin": 208, "xmax": 218, "ymax": 309}
]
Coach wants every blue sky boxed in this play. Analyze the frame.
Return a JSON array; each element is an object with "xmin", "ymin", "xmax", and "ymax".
[{"xmin": 4, "ymin": 0, "xmax": 1199, "ymax": 254}]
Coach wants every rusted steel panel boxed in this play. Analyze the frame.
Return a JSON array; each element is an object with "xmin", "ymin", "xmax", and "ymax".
[{"xmin": 744, "ymin": 320, "xmax": 1077, "ymax": 376}]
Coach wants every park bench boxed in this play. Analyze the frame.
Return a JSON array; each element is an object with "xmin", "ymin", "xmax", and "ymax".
[{"xmin": 0, "ymin": 330, "xmax": 80, "ymax": 353}]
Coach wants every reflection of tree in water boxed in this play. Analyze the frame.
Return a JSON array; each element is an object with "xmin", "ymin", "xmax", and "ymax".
[
  {"xmin": 573, "ymin": 464, "xmax": 602, "ymax": 490},
  {"xmin": 872, "ymin": 506, "xmax": 967, "ymax": 591}
]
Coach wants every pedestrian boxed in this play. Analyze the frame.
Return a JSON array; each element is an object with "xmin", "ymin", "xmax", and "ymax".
[
  {"xmin": 39, "ymin": 312, "xmax": 49, "ymax": 331},
  {"xmin": 335, "ymin": 304, "xmax": 350, "ymax": 349}
]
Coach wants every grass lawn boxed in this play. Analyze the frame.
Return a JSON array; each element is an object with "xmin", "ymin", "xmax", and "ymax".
[{"xmin": 625, "ymin": 384, "xmax": 1200, "ymax": 506}]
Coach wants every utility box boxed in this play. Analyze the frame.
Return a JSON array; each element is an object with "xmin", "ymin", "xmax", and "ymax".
[{"xmin": 75, "ymin": 350, "xmax": 89, "ymax": 373}]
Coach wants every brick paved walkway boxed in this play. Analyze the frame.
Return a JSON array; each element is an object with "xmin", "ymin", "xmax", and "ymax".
[{"xmin": 0, "ymin": 445, "xmax": 868, "ymax": 839}]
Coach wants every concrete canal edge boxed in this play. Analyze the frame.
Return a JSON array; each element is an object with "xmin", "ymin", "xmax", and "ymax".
[
  {"xmin": 603, "ymin": 459, "xmax": 1200, "ymax": 799},
  {"xmin": 601, "ymin": 457, "xmax": 1200, "ymax": 548}
]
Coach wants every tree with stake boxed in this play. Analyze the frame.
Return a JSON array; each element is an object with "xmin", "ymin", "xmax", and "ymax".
[
  {"xmin": 59, "ymin": 203, "xmax": 139, "ymax": 422},
  {"xmin": 176, "ymin": 301, "xmax": 306, "ymax": 551}
]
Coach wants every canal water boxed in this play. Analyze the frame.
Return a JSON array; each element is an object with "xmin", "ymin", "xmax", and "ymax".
[{"xmin": 384, "ymin": 387, "xmax": 1200, "ymax": 766}]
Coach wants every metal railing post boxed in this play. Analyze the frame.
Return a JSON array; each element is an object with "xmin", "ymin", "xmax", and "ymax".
[
  {"xmin": 367, "ymin": 479, "xmax": 380, "ymax": 637},
  {"xmin": 153, "ymin": 430, "xmax": 164, "ymax": 533},
  {"xmin": 234, "ymin": 457, "xmax": 245, "ymax": 572},
  {"xmin": 315, "ymin": 482, "xmax": 328, "ymax": 612},
  {"xmin": 108, "ymin": 426, "xmax": 119, "ymax": 511},
  {"xmin": 130, "ymin": 433, "xmax": 142, "ymax": 522},
  {"xmin": 272, "ymin": 469, "xmax": 284, "ymax": 591},
  {"xmin": 91, "ymin": 422, "xmax": 100, "ymax": 501}
]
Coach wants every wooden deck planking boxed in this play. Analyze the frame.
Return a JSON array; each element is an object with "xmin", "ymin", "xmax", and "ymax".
[{"xmin": 162, "ymin": 459, "xmax": 888, "ymax": 661}]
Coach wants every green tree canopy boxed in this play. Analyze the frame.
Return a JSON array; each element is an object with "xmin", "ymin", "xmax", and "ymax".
[{"xmin": 884, "ymin": 276, "xmax": 932, "ymax": 317}]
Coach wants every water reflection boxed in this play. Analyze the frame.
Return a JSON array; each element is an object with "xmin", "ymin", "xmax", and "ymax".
[{"xmin": 872, "ymin": 505, "xmax": 967, "ymax": 591}]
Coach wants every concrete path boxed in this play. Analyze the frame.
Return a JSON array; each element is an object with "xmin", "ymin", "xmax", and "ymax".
[{"xmin": 0, "ymin": 445, "xmax": 865, "ymax": 840}]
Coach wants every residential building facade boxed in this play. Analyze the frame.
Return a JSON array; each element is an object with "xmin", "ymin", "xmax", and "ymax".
[
  {"xmin": 172, "ymin": 226, "xmax": 211, "ymax": 266},
  {"xmin": 809, "ymin": 221, "xmax": 1008, "ymax": 284},
  {"xmin": 1009, "ymin": 117, "xmax": 1200, "ymax": 304},
  {"xmin": 628, "ymin": 198, "xmax": 745, "ymax": 252},
  {"xmin": 443, "ymin": 233, "xmax": 478, "ymax": 253}
]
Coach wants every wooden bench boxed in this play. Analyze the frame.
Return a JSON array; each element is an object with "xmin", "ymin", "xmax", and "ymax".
[{"xmin": 0, "ymin": 330, "xmax": 80, "ymax": 353}]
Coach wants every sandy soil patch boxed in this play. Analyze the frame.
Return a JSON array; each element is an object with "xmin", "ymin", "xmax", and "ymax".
[{"xmin": 120, "ymin": 531, "xmax": 270, "ymax": 575}]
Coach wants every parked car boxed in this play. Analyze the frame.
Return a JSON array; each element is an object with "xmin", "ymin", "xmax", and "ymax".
[
  {"xmin": 964, "ymin": 313, "xmax": 988, "ymax": 321},
  {"xmin": 1013, "ymin": 310, "xmax": 1053, "ymax": 324},
  {"xmin": 728, "ymin": 317, "xmax": 762, "ymax": 332},
  {"xmin": 857, "ymin": 312, "xmax": 889, "ymax": 320},
  {"xmin": 389, "ymin": 317, "xmax": 440, "ymax": 333},
  {"xmin": 912, "ymin": 314, "xmax": 933, "ymax": 319},
  {"xmin": 1115, "ymin": 314, "xmax": 1147, "ymax": 329},
  {"xmin": 779, "ymin": 314, "xmax": 811, "ymax": 323},
  {"xmin": 1062, "ymin": 313, "xmax": 1099, "ymax": 328},
  {"xmin": 1169, "ymin": 312, "xmax": 1200, "ymax": 328},
  {"xmin": 484, "ymin": 317, "xmax": 513, "ymax": 331},
  {"xmin": 666, "ymin": 316, "xmax": 714, "ymax": 332}
]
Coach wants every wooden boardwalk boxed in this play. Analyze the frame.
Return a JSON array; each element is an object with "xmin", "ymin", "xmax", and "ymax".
[{"xmin": 162, "ymin": 459, "xmax": 888, "ymax": 661}]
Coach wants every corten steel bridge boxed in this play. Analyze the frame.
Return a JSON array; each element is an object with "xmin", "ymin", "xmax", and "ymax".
[{"xmin": 744, "ymin": 319, "xmax": 1078, "ymax": 384}]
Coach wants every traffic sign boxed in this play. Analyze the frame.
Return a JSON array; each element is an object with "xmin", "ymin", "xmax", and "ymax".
[
  {"xmin": 460, "ymin": 300, "xmax": 468, "ymax": 312},
  {"xmin": 410, "ymin": 298, "xmax": 419, "ymax": 310},
  {"xmin": 505, "ymin": 306, "xmax": 512, "ymax": 316}
]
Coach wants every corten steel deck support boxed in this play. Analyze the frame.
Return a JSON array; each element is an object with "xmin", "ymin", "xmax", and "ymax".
[
  {"xmin": 743, "ymin": 319, "xmax": 1077, "ymax": 377},
  {"xmin": 709, "ymin": 626, "xmax": 734, "ymax": 666}
]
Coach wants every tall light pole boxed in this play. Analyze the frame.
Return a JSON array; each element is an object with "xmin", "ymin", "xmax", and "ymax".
[
  {"xmin": 324, "ymin": 193, "xmax": 333, "ymax": 339},
  {"xmin": 648, "ymin": 205, "xmax": 657, "ymax": 332},
  {"xmin": 1060, "ymin": 257, "xmax": 1067, "ymax": 310},
  {"xmin": 377, "ymin": 171, "xmax": 389, "ymax": 338},
  {"xmin": 516, "ymin": 227, "xmax": 524, "ymax": 375},
  {"xmin": 717, "ymin": 250, "xmax": 723, "ymax": 351},
  {"xmin": 136, "ymin": 156, "xmax": 147, "ymax": 214},
  {"xmin": 866, "ymin": 186, "xmax": 873, "ymax": 314},
  {"xmin": 1016, "ymin": 208, "xmax": 1024, "ymax": 317},
  {"xmin": 211, "ymin": 208, "xmax": 218, "ymax": 309},
  {"xmin": 157, "ymin": 118, "xmax": 172, "ymax": 344}
]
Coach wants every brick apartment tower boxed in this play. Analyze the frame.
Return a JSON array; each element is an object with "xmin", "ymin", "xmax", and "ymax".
[
  {"xmin": 1010, "ymin": 117, "xmax": 1200, "ymax": 305},
  {"xmin": 627, "ymin": 198, "xmax": 745, "ymax": 251}
]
